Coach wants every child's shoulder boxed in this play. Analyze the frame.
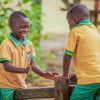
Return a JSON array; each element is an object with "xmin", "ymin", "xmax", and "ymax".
[
  {"xmin": 0, "ymin": 38, "xmax": 11, "ymax": 46},
  {"xmin": 71, "ymin": 25, "xmax": 86, "ymax": 34},
  {"xmin": 71, "ymin": 26, "xmax": 81, "ymax": 32}
]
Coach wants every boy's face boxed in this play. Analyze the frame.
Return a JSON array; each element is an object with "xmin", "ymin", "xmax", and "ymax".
[
  {"xmin": 67, "ymin": 15, "xmax": 77, "ymax": 28},
  {"xmin": 10, "ymin": 16, "xmax": 29, "ymax": 40}
]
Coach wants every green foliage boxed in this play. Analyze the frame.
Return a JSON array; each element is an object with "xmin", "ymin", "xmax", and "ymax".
[
  {"xmin": 0, "ymin": 0, "xmax": 13, "ymax": 43},
  {"xmin": 0, "ymin": 0, "xmax": 47, "ymax": 79}
]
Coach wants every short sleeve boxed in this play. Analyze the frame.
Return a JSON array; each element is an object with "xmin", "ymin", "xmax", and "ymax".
[
  {"xmin": 64, "ymin": 31, "xmax": 78, "ymax": 56},
  {"xmin": 30, "ymin": 42, "xmax": 36, "ymax": 59},
  {"xmin": 0, "ymin": 43, "xmax": 11, "ymax": 62}
]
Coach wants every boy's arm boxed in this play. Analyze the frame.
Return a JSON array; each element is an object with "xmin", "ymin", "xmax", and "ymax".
[
  {"xmin": 2, "ymin": 61, "xmax": 31, "ymax": 74},
  {"xmin": 63, "ymin": 54, "xmax": 72, "ymax": 78},
  {"xmin": 54, "ymin": 54, "xmax": 72, "ymax": 82},
  {"xmin": 31, "ymin": 59, "xmax": 45, "ymax": 77},
  {"xmin": 31, "ymin": 59, "xmax": 59, "ymax": 79}
]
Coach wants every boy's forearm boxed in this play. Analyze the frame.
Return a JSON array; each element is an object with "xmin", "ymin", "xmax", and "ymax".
[
  {"xmin": 3, "ymin": 62, "xmax": 26, "ymax": 73},
  {"xmin": 63, "ymin": 54, "xmax": 72, "ymax": 77},
  {"xmin": 31, "ymin": 59, "xmax": 45, "ymax": 77},
  {"xmin": 32, "ymin": 63, "xmax": 45, "ymax": 77}
]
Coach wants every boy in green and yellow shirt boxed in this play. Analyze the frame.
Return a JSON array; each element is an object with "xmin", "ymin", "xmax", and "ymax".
[
  {"xmin": 55, "ymin": 4, "xmax": 100, "ymax": 100},
  {"xmin": 0, "ymin": 11, "xmax": 59, "ymax": 100}
]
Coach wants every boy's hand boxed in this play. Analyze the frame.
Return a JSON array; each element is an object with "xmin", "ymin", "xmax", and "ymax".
[
  {"xmin": 69, "ymin": 72, "xmax": 76, "ymax": 79},
  {"xmin": 69, "ymin": 72, "xmax": 77, "ymax": 83},
  {"xmin": 43, "ymin": 72, "xmax": 60, "ymax": 80},
  {"xmin": 52, "ymin": 72, "xmax": 60, "ymax": 76},
  {"xmin": 24, "ymin": 64, "xmax": 32, "ymax": 74},
  {"xmin": 43, "ymin": 72, "xmax": 53, "ymax": 79},
  {"xmin": 54, "ymin": 74, "xmax": 68, "ymax": 83}
]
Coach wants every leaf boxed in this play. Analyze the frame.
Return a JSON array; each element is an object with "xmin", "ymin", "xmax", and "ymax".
[
  {"xmin": 7, "ymin": 8, "xmax": 13, "ymax": 11},
  {"xmin": 4, "ymin": 1, "xmax": 8, "ymax": 4},
  {"xmin": 43, "ymin": 35, "xmax": 48, "ymax": 40},
  {"xmin": 23, "ymin": 0, "xmax": 29, "ymax": 3}
]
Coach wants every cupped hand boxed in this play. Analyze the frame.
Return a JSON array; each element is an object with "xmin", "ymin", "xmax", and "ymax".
[
  {"xmin": 43, "ymin": 72, "xmax": 53, "ymax": 79},
  {"xmin": 43, "ymin": 72, "xmax": 60, "ymax": 80},
  {"xmin": 69, "ymin": 72, "xmax": 76, "ymax": 79},
  {"xmin": 25, "ymin": 64, "xmax": 32, "ymax": 74}
]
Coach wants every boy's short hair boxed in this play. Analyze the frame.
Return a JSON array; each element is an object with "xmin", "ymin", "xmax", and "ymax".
[
  {"xmin": 67, "ymin": 4, "xmax": 90, "ymax": 19},
  {"xmin": 9, "ymin": 11, "xmax": 28, "ymax": 25}
]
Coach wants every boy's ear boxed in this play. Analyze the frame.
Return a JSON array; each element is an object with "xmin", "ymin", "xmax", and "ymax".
[
  {"xmin": 9, "ymin": 23, "xmax": 14, "ymax": 30},
  {"xmin": 74, "ymin": 17, "xmax": 78, "ymax": 24}
]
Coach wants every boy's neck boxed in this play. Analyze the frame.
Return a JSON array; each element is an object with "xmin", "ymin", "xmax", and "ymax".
[
  {"xmin": 11, "ymin": 33, "xmax": 23, "ymax": 44},
  {"xmin": 78, "ymin": 18, "xmax": 90, "ymax": 24},
  {"xmin": 70, "ymin": 19, "xmax": 92, "ymax": 30}
]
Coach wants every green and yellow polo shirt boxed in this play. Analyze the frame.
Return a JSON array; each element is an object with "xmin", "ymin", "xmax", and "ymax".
[
  {"xmin": 65, "ymin": 19, "xmax": 100, "ymax": 84},
  {"xmin": 0, "ymin": 33, "xmax": 36, "ymax": 89}
]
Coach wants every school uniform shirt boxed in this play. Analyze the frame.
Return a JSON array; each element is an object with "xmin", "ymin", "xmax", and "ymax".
[
  {"xmin": 0, "ymin": 33, "xmax": 36, "ymax": 89},
  {"xmin": 65, "ymin": 19, "xmax": 100, "ymax": 84}
]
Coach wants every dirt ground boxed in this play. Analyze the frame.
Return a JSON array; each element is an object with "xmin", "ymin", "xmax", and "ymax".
[{"xmin": 40, "ymin": 33, "xmax": 74, "ymax": 75}]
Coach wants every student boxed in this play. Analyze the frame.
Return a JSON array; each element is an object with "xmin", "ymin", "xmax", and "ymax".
[
  {"xmin": 0, "ymin": 11, "xmax": 59, "ymax": 100},
  {"xmin": 55, "ymin": 4, "xmax": 100, "ymax": 100}
]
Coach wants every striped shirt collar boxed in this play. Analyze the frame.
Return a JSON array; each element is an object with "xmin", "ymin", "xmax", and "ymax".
[
  {"xmin": 70, "ymin": 19, "xmax": 93, "ymax": 30},
  {"xmin": 9, "ymin": 33, "xmax": 29, "ymax": 46}
]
